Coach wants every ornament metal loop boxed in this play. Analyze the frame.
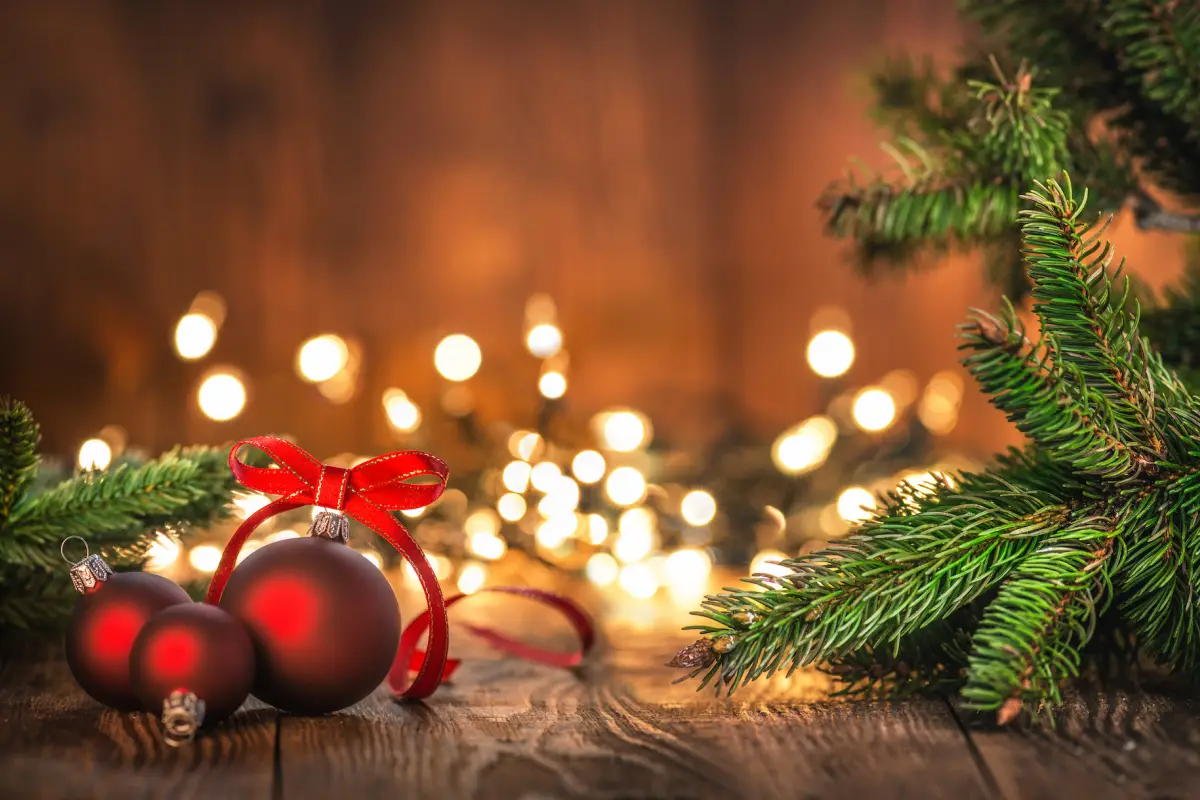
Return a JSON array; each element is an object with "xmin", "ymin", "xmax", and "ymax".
[
  {"xmin": 60, "ymin": 535, "xmax": 90, "ymax": 564},
  {"xmin": 308, "ymin": 509, "xmax": 350, "ymax": 545},
  {"xmin": 162, "ymin": 689, "xmax": 205, "ymax": 747}
]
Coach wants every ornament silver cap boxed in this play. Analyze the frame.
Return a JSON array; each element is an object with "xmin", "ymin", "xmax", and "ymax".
[
  {"xmin": 61, "ymin": 537, "xmax": 113, "ymax": 594},
  {"xmin": 308, "ymin": 509, "xmax": 349, "ymax": 544},
  {"xmin": 162, "ymin": 689, "xmax": 206, "ymax": 747}
]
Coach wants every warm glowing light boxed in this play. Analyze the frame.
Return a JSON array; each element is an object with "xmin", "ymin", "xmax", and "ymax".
[
  {"xmin": 665, "ymin": 548, "xmax": 712, "ymax": 591},
  {"xmin": 174, "ymin": 313, "xmax": 217, "ymax": 361},
  {"xmin": 145, "ymin": 533, "xmax": 181, "ymax": 571},
  {"xmin": 618, "ymin": 563, "xmax": 660, "ymax": 599},
  {"xmin": 771, "ymin": 415, "xmax": 838, "ymax": 475},
  {"xmin": 469, "ymin": 531, "xmax": 507, "ymax": 560},
  {"xmin": 232, "ymin": 492, "xmax": 270, "ymax": 519},
  {"xmin": 198, "ymin": 372, "xmax": 246, "ymax": 421},
  {"xmin": 78, "ymin": 438, "xmax": 112, "ymax": 471},
  {"xmin": 900, "ymin": 470, "xmax": 942, "ymax": 497},
  {"xmin": 530, "ymin": 461, "xmax": 562, "ymax": 493},
  {"xmin": 465, "ymin": 509, "xmax": 500, "ymax": 537},
  {"xmin": 806, "ymin": 330, "xmax": 855, "ymax": 378},
  {"xmin": 680, "ymin": 490, "xmax": 717, "ymax": 527},
  {"xmin": 434, "ymin": 334, "xmax": 482, "ymax": 382},
  {"xmin": 265, "ymin": 529, "xmax": 301, "ymax": 544},
  {"xmin": 538, "ymin": 476, "xmax": 580, "ymax": 516},
  {"xmin": 852, "ymin": 387, "xmax": 897, "ymax": 432},
  {"xmin": 614, "ymin": 509, "xmax": 655, "ymax": 563},
  {"xmin": 526, "ymin": 323, "xmax": 564, "ymax": 358},
  {"xmin": 750, "ymin": 548, "xmax": 791, "ymax": 580},
  {"xmin": 837, "ymin": 486, "xmax": 877, "ymax": 523},
  {"xmin": 605, "ymin": 466, "xmax": 647, "ymax": 506},
  {"xmin": 586, "ymin": 553, "xmax": 620, "ymax": 586},
  {"xmin": 188, "ymin": 545, "xmax": 222, "ymax": 573},
  {"xmin": 401, "ymin": 506, "xmax": 426, "ymax": 518},
  {"xmin": 538, "ymin": 371, "xmax": 567, "ymax": 399},
  {"xmin": 236, "ymin": 541, "xmax": 263, "ymax": 565},
  {"xmin": 502, "ymin": 461, "xmax": 533, "ymax": 493},
  {"xmin": 383, "ymin": 389, "xmax": 421, "ymax": 433},
  {"xmin": 497, "ymin": 492, "xmax": 527, "ymax": 522},
  {"xmin": 601, "ymin": 411, "xmax": 648, "ymax": 452},
  {"xmin": 297, "ymin": 334, "xmax": 349, "ymax": 383},
  {"xmin": 587, "ymin": 513, "xmax": 609, "ymax": 545},
  {"xmin": 536, "ymin": 516, "xmax": 577, "ymax": 549},
  {"xmin": 513, "ymin": 432, "xmax": 542, "ymax": 461},
  {"xmin": 457, "ymin": 561, "xmax": 488, "ymax": 594},
  {"xmin": 357, "ymin": 550, "xmax": 383, "ymax": 570},
  {"xmin": 919, "ymin": 371, "xmax": 964, "ymax": 436},
  {"xmin": 571, "ymin": 450, "xmax": 606, "ymax": 484}
]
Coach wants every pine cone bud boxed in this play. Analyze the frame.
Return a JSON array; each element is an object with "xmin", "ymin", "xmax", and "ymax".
[{"xmin": 667, "ymin": 639, "xmax": 716, "ymax": 669}]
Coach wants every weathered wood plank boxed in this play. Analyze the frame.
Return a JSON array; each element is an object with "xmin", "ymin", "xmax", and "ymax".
[
  {"xmin": 277, "ymin": 606, "xmax": 992, "ymax": 800},
  {"xmin": 0, "ymin": 649, "xmax": 277, "ymax": 800},
  {"xmin": 959, "ymin": 686, "xmax": 1200, "ymax": 800}
]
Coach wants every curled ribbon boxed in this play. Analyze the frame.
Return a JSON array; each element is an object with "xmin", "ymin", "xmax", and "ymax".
[{"xmin": 205, "ymin": 436, "xmax": 594, "ymax": 700}]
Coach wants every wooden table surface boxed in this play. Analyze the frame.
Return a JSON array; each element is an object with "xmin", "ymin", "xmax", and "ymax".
[{"xmin": 4, "ymin": 572, "xmax": 1200, "ymax": 800}]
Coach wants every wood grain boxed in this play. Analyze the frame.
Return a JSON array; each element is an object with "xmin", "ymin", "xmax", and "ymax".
[
  {"xmin": 277, "ymin": 612, "xmax": 993, "ymax": 800},
  {"xmin": 0, "ymin": 650, "xmax": 276, "ymax": 800},
  {"xmin": 959, "ymin": 685, "xmax": 1200, "ymax": 800}
]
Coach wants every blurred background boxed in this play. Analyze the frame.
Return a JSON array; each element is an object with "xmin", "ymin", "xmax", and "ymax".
[{"xmin": 0, "ymin": 0, "xmax": 1186, "ymax": 605}]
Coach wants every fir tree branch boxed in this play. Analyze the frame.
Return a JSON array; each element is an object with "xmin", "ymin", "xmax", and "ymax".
[
  {"xmin": 961, "ymin": 522, "xmax": 1116, "ymax": 721},
  {"xmin": 687, "ymin": 465, "xmax": 1072, "ymax": 693},
  {"xmin": 960, "ymin": 304, "xmax": 1141, "ymax": 479},
  {"xmin": 0, "ymin": 398, "xmax": 39, "ymax": 524},
  {"xmin": 1020, "ymin": 177, "xmax": 1166, "ymax": 457}
]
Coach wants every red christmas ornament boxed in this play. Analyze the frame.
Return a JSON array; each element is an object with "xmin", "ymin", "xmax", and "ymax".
[
  {"xmin": 218, "ymin": 518, "xmax": 400, "ymax": 714},
  {"xmin": 130, "ymin": 603, "xmax": 255, "ymax": 745},
  {"xmin": 62, "ymin": 539, "xmax": 191, "ymax": 710}
]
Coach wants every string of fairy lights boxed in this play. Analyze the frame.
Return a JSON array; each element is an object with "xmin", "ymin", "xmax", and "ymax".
[{"xmin": 71, "ymin": 291, "xmax": 968, "ymax": 604}]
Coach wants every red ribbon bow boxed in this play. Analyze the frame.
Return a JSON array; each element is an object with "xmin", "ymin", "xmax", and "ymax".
[{"xmin": 205, "ymin": 436, "xmax": 594, "ymax": 700}]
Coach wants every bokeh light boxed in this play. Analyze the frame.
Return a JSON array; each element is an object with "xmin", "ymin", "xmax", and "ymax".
[
  {"xmin": 750, "ymin": 548, "xmax": 791, "ymax": 580},
  {"xmin": 586, "ymin": 513, "xmax": 609, "ymax": 545},
  {"xmin": 434, "ymin": 334, "xmax": 482, "ymax": 381},
  {"xmin": 600, "ymin": 410, "xmax": 648, "ymax": 452},
  {"xmin": 605, "ymin": 466, "xmax": 647, "ymax": 506},
  {"xmin": 771, "ymin": 415, "xmax": 838, "ymax": 475},
  {"xmin": 78, "ymin": 438, "xmax": 112, "ymax": 471},
  {"xmin": 297, "ymin": 334, "xmax": 349, "ymax": 383},
  {"xmin": 571, "ymin": 449, "xmax": 606, "ymax": 484},
  {"xmin": 530, "ymin": 461, "xmax": 562, "ymax": 493},
  {"xmin": 497, "ymin": 492, "xmax": 527, "ymax": 522},
  {"xmin": 174, "ymin": 313, "xmax": 217, "ymax": 361},
  {"xmin": 836, "ymin": 486, "xmax": 877, "ymax": 522},
  {"xmin": 618, "ymin": 563, "xmax": 659, "ymax": 599},
  {"xmin": 586, "ymin": 552, "xmax": 619, "ymax": 586},
  {"xmin": 526, "ymin": 323, "xmax": 563, "ymax": 358},
  {"xmin": 382, "ymin": 389, "xmax": 421, "ymax": 433},
  {"xmin": 198, "ymin": 372, "xmax": 247, "ymax": 421},
  {"xmin": 538, "ymin": 371, "xmax": 567, "ymax": 399},
  {"xmin": 852, "ymin": 387, "xmax": 897, "ymax": 432},
  {"xmin": 806, "ymin": 330, "xmax": 855, "ymax": 378},
  {"xmin": 188, "ymin": 544, "xmax": 222, "ymax": 573},
  {"xmin": 457, "ymin": 561, "xmax": 487, "ymax": 594},
  {"xmin": 502, "ymin": 461, "xmax": 532, "ymax": 493},
  {"xmin": 680, "ymin": 490, "xmax": 717, "ymax": 527}
]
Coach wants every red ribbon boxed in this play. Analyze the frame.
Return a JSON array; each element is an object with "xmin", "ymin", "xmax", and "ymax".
[{"xmin": 205, "ymin": 436, "xmax": 594, "ymax": 700}]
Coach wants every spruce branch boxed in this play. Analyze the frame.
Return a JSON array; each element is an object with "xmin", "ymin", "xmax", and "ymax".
[
  {"xmin": 0, "ymin": 402, "xmax": 236, "ymax": 637},
  {"xmin": 0, "ymin": 398, "xmax": 39, "ymax": 523},
  {"xmin": 679, "ymin": 173, "xmax": 1200, "ymax": 722}
]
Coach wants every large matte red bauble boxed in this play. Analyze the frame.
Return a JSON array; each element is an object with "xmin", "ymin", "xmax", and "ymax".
[
  {"xmin": 218, "ymin": 536, "xmax": 401, "ymax": 714},
  {"xmin": 65, "ymin": 572, "xmax": 192, "ymax": 709},
  {"xmin": 130, "ymin": 603, "xmax": 255, "ymax": 727}
]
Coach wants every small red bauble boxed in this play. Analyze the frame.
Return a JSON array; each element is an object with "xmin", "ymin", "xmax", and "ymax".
[
  {"xmin": 63, "ymin": 552, "xmax": 191, "ymax": 710},
  {"xmin": 218, "ymin": 533, "xmax": 400, "ymax": 714},
  {"xmin": 130, "ymin": 603, "xmax": 255, "ymax": 744}
]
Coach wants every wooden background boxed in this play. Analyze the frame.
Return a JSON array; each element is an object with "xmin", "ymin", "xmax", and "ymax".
[{"xmin": 0, "ymin": 0, "xmax": 1186, "ymax": 461}]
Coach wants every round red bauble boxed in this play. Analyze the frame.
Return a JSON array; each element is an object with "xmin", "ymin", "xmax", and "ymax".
[
  {"xmin": 218, "ymin": 536, "xmax": 400, "ymax": 714},
  {"xmin": 130, "ymin": 603, "xmax": 255, "ymax": 740},
  {"xmin": 65, "ymin": 571, "xmax": 191, "ymax": 710}
]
